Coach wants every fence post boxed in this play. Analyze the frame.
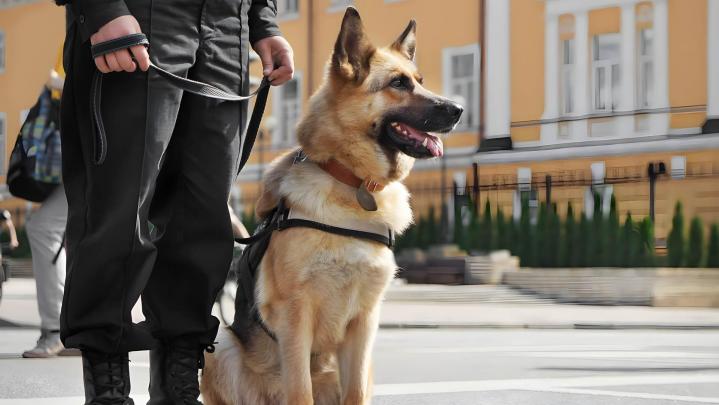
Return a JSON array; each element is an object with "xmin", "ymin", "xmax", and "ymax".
[
  {"xmin": 440, "ymin": 155, "xmax": 450, "ymax": 243},
  {"xmin": 472, "ymin": 163, "xmax": 480, "ymax": 215},
  {"xmin": 545, "ymin": 174, "xmax": 552, "ymax": 206}
]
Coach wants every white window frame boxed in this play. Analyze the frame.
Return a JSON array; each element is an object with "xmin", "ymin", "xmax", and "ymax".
[
  {"xmin": 0, "ymin": 112, "xmax": 6, "ymax": 175},
  {"xmin": 671, "ymin": 156, "xmax": 686, "ymax": 179},
  {"xmin": 0, "ymin": 30, "xmax": 6, "ymax": 74},
  {"xmin": 592, "ymin": 33, "xmax": 621, "ymax": 113},
  {"xmin": 276, "ymin": 0, "xmax": 299, "ymax": 20},
  {"xmin": 637, "ymin": 28, "xmax": 654, "ymax": 109},
  {"xmin": 272, "ymin": 71, "xmax": 302, "ymax": 146},
  {"xmin": 560, "ymin": 38, "xmax": 575, "ymax": 115},
  {"xmin": 442, "ymin": 44, "xmax": 480, "ymax": 132}
]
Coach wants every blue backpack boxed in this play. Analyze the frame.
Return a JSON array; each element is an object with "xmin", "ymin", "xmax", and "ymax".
[{"xmin": 6, "ymin": 87, "xmax": 62, "ymax": 202}]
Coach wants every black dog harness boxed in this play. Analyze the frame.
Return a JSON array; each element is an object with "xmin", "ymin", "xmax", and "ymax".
[
  {"xmin": 230, "ymin": 196, "xmax": 395, "ymax": 343},
  {"xmin": 90, "ymin": 33, "xmax": 269, "ymax": 173}
]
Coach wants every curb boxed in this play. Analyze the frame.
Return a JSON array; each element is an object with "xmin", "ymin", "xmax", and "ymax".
[{"xmin": 379, "ymin": 323, "xmax": 719, "ymax": 330}]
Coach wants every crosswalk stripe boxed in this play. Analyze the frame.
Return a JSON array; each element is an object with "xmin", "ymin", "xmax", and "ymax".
[
  {"xmin": 372, "ymin": 372, "xmax": 719, "ymax": 396},
  {"xmin": 531, "ymin": 387, "xmax": 719, "ymax": 403},
  {"xmin": 3, "ymin": 372, "xmax": 719, "ymax": 403}
]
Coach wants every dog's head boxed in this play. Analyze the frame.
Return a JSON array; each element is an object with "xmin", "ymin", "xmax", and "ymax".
[{"xmin": 298, "ymin": 7, "xmax": 463, "ymax": 182}]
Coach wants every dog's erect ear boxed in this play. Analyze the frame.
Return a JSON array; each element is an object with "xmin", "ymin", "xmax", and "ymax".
[
  {"xmin": 391, "ymin": 20, "xmax": 417, "ymax": 61},
  {"xmin": 332, "ymin": 7, "xmax": 376, "ymax": 83}
]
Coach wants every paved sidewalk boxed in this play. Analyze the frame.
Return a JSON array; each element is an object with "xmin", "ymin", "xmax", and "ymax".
[
  {"xmin": 3, "ymin": 279, "xmax": 719, "ymax": 330},
  {"xmin": 379, "ymin": 283, "xmax": 719, "ymax": 330}
]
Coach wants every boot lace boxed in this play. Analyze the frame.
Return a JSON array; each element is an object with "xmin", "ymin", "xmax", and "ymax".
[
  {"xmin": 87, "ymin": 353, "xmax": 129, "ymax": 405},
  {"xmin": 166, "ymin": 344, "xmax": 215, "ymax": 404}
]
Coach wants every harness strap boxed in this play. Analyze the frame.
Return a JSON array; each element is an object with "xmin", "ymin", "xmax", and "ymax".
[
  {"xmin": 279, "ymin": 218, "xmax": 394, "ymax": 248},
  {"xmin": 89, "ymin": 33, "xmax": 270, "ymax": 173},
  {"xmin": 234, "ymin": 203, "xmax": 394, "ymax": 343},
  {"xmin": 235, "ymin": 207, "xmax": 394, "ymax": 248}
]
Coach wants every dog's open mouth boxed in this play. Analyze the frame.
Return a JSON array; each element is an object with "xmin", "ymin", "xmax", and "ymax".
[{"xmin": 387, "ymin": 122, "xmax": 444, "ymax": 158}]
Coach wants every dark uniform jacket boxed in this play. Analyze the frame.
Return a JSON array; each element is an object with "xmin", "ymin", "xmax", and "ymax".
[{"xmin": 59, "ymin": 0, "xmax": 281, "ymax": 45}]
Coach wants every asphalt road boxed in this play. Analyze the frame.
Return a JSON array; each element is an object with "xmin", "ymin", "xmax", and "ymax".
[
  {"xmin": 2, "ymin": 278, "xmax": 719, "ymax": 404},
  {"xmin": 1, "ymin": 327, "xmax": 718, "ymax": 404}
]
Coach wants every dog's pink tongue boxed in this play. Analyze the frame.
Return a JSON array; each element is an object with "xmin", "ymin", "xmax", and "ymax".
[
  {"xmin": 428, "ymin": 136, "xmax": 444, "ymax": 157},
  {"xmin": 403, "ymin": 125, "xmax": 444, "ymax": 157}
]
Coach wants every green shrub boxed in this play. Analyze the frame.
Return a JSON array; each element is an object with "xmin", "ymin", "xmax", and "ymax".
[
  {"xmin": 667, "ymin": 202, "xmax": 685, "ymax": 267},
  {"xmin": 465, "ymin": 206, "xmax": 480, "ymax": 252},
  {"xmin": 620, "ymin": 213, "xmax": 637, "ymax": 267},
  {"xmin": 707, "ymin": 224, "xmax": 719, "ymax": 268},
  {"xmin": 686, "ymin": 216, "xmax": 705, "ymax": 267},
  {"xmin": 562, "ymin": 203, "xmax": 577, "ymax": 267},
  {"xmin": 637, "ymin": 217, "xmax": 655, "ymax": 267},
  {"xmin": 578, "ymin": 213, "xmax": 592, "ymax": 268},
  {"xmin": 607, "ymin": 196, "xmax": 620, "ymax": 266},
  {"xmin": 477, "ymin": 200, "xmax": 493, "ymax": 252},
  {"xmin": 495, "ymin": 208, "xmax": 507, "ymax": 251},
  {"xmin": 453, "ymin": 200, "xmax": 464, "ymax": 249},
  {"xmin": 518, "ymin": 198, "xmax": 532, "ymax": 266}
]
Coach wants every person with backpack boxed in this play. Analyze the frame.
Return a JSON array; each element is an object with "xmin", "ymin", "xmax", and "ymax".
[
  {"xmin": 6, "ymin": 59, "xmax": 78, "ymax": 358},
  {"xmin": 56, "ymin": 0, "xmax": 293, "ymax": 403}
]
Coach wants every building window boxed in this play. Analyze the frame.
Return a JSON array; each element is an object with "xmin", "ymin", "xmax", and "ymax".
[
  {"xmin": 443, "ymin": 45, "xmax": 480, "ymax": 131},
  {"xmin": 274, "ymin": 75, "xmax": 301, "ymax": 145},
  {"xmin": 0, "ymin": 112, "xmax": 5, "ymax": 175},
  {"xmin": 329, "ymin": 0, "xmax": 353, "ymax": 10},
  {"xmin": 513, "ymin": 168, "xmax": 538, "ymax": 223},
  {"xmin": 560, "ymin": 39, "xmax": 575, "ymax": 115},
  {"xmin": 0, "ymin": 30, "xmax": 6, "ymax": 73},
  {"xmin": 671, "ymin": 156, "xmax": 686, "ymax": 179},
  {"xmin": 637, "ymin": 28, "xmax": 654, "ymax": 108},
  {"xmin": 592, "ymin": 33, "xmax": 621, "ymax": 112},
  {"xmin": 276, "ymin": 0, "xmax": 299, "ymax": 18}
]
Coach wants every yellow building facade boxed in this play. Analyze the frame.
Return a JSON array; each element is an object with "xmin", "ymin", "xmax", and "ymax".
[
  {"xmin": 237, "ymin": 0, "xmax": 719, "ymax": 242},
  {"xmin": 1, "ymin": 0, "xmax": 717, "ymax": 242},
  {"xmin": 0, "ymin": 0, "xmax": 64, "ymax": 223},
  {"xmin": 235, "ymin": 0, "xmax": 483, "ymax": 218},
  {"xmin": 487, "ymin": 0, "xmax": 719, "ymax": 241}
]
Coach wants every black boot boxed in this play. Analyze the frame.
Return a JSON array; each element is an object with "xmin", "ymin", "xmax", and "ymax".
[
  {"xmin": 147, "ymin": 340, "xmax": 213, "ymax": 405},
  {"xmin": 82, "ymin": 350, "xmax": 134, "ymax": 405}
]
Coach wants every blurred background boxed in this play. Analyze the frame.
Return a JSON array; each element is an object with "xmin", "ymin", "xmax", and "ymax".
[{"xmin": 1, "ymin": 0, "xmax": 719, "ymax": 404}]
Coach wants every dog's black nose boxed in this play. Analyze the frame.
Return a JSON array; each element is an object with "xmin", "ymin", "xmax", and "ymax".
[{"xmin": 435, "ymin": 102, "xmax": 464, "ymax": 121}]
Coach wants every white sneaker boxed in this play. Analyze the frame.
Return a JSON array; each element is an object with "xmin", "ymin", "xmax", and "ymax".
[{"xmin": 22, "ymin": 330, "xmax": 65, "ymax": 358}]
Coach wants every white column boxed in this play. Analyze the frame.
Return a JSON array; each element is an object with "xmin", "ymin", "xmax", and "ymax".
[
  {"xmin": 484, "ymin": 0, "xmax": 511, "ymax": 140},
  {"xmin": 708, "ymin": 0, "xmax": 719, "ymax": 120},
  {"xmin": 541, "ymin": 12, "xmax": 559, "ymax": 142},
  {"xmin": 618, "ymin": 4, "xmax": 636, "ymax": 136},
  {"xmin": 571, "ymin": 11, "xmax": 589, "ymax": 140},
  {"xmin": 651, "ymin": 0, "xmax": 670, "ymax": 134}
]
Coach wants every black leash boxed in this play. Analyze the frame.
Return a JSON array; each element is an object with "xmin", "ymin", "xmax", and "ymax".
[
  {"xmin": 89, "ymin": 33, "xmax": 270, "ymax": 173},
  {"xmin": 51, "ymin": 231, "xmax": 66, "ymax": 265}
]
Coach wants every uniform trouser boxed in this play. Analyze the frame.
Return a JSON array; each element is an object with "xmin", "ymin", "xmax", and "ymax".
[
  {"xmin": 59, "ymin": 0, "xmax": 249, "ymax": 354},
  {"xmin": 26, "ymin": 187, "xmax": 68, "ymax": 332}
]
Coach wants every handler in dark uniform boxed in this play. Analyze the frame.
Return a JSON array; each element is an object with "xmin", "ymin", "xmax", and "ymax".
[{"xmin": 57, "ymin": 0, "xmax": 293, "ymax": 403}]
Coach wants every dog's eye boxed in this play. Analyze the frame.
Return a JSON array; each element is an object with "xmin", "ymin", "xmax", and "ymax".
[{"xmin": 389, "ymin": 77, "xmax": 408, "ymax": 90}]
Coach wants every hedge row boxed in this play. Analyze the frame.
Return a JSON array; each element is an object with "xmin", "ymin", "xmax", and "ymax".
[{"xmin": 396, "ymin": 197, "xmax": 719, "ymax": 268}]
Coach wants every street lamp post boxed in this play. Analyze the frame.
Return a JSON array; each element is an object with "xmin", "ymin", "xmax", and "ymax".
[{"xmin": 647, "ymin": 162, "xmax": 666, "ymax": 222}]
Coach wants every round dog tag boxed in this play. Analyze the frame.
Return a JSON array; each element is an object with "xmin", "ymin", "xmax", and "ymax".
[{"xmin": 356, "ymin": 186, "xmax": 378, "ymax": 211}]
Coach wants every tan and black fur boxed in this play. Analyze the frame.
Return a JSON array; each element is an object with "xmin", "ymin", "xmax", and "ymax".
[{"xmin": 201, "ymin": 7, "xmax": 462, "ymax": 405}]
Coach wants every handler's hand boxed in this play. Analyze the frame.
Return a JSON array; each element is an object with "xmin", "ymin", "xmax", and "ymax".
[
  {"xmin": 90, "ymin": 15, "xmax": 150, "ymax": 74},
  {"xmin": 253, "ymin": 36, "xmax": 294, "ymax": 86}
]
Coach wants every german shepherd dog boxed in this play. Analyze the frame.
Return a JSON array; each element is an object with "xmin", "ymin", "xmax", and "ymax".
[{"xmin": 201, "ymin": 7, "xmax": 462, "ymax": 405}]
